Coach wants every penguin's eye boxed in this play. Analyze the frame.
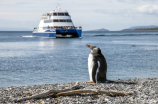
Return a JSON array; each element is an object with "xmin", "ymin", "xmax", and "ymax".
[{"xmin": 93, "ymin": 47, "xmax": 98, "ymax": 50}]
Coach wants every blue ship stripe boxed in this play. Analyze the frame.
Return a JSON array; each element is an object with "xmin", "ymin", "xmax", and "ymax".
[
  {"xmin": 33, "ymin": 33, "xmax": 56, "ymax": 37},
  {"xmin": 32, "ymin": 29, "xmax": 82, "ymax": 38}
]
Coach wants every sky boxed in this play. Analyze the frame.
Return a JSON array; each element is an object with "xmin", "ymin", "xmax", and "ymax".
[{"xmin": 0, "ymin": 0, "xmax": 158, "ymax": 31}]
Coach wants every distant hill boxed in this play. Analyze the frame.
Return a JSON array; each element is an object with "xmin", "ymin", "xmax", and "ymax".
[
  {"xmin": 0, "ymin": 27, "xmax": 32, "ymax": 31},
  {"xmin": 122, "ymin": 25, "xmax": 158, "ymax": 31},
  {"xmin": 85, "ymin": 28, "xmax": 109, "ymax": 32}
]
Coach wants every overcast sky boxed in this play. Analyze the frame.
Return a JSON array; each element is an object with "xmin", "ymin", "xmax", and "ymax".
[{"xmin": 0, "ymin": 0, "xmax": 158, "ymax": 31}]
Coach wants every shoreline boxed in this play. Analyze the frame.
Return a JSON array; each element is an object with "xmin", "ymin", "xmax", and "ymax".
[{"xmin": 0, "ymin": 78, "xmax": 158, "ymax": 104}]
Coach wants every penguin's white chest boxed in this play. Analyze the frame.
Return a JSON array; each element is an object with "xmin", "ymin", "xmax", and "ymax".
[{"xmin": 88, "ymin": 54, "xmax": 94, "ymax": 80}]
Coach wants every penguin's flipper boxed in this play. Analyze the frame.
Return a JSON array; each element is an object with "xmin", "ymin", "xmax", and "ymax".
[{"xmin": 86, "ymin": 80, "xmax": 94, "ymax": 83}]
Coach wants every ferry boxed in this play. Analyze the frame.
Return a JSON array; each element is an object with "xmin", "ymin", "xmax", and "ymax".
[{"xmin": 33, "ymin": 5, "xmax": 82, "ymax": 38}]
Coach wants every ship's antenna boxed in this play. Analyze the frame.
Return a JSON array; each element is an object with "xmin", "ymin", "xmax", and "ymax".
[{"xmin": 56, "ymin": 3, "xmax": 61, "ymax": 10}]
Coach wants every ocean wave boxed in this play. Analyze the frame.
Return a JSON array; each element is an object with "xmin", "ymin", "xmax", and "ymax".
[
  {"xmin": 82, "ymin": 31, "xmax": 158, "ymax": 36},
  {"xmin": 94, "ymin": 34, "xmax": 107, "ymax": 36}
]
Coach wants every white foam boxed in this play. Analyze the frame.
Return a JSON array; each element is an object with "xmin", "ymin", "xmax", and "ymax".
[{"xmin": 22, "ymin": 35, "xmax": 33, "ymax": 38}]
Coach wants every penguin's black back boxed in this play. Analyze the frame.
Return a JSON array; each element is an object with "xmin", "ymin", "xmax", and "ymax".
[{"xmin": 92, "ymin": 53, "xmax": 107, "ymax": 83}]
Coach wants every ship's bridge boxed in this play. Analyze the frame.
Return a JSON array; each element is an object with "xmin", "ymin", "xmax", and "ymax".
[{"xmin": 41, "ymin": 6, "xmax": 71, "ymax": 20}]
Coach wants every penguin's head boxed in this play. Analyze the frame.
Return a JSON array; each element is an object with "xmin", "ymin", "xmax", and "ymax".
[{"xmin": 86, "ymin": 44, "xmax": 102, "ymax": 55}]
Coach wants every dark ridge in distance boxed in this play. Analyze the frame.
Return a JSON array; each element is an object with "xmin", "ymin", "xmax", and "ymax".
[{"xmin": 84, "ymin": 34, "xmax": 158, "ymax": 37}]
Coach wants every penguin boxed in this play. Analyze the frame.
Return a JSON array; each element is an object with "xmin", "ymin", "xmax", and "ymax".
[{"xmin": 86, "ymin": 44, "xmax": 107, "ymax": 83}]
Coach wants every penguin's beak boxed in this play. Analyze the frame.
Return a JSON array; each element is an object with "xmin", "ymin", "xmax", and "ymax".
[
  {"xmin": 86, "ymin": 44, "xmax": 91, "ymax": 48},
  {"xmin": 86, "ymin": 44, "xmax": 93, "ymax": 51}
]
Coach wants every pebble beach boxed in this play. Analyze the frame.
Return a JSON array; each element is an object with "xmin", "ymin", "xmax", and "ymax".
[{"xmin": 0, "ymin": 78, "xmax": 158, "ymax": 104}]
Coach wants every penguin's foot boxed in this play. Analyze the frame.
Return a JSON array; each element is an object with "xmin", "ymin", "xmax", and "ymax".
[{"xmin": 86, "ymin": 80, "xmax": 94, "ymax": 83}]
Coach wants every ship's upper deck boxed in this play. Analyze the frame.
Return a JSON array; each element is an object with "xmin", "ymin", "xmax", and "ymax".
[
  {"xmin": 36, "ymin": 5, "xmax": 82, "ymax": 31},
  {"xmin": 42, "ymin": 12, "xmax": 69, "ymax": 16},
  {"xmin": 41, "ymin": 5, "xmax": 71, "ymax": 19}
]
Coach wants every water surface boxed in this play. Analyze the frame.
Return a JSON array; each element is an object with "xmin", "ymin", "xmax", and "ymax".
[{"xmin": 0, "ymin": 31, "xmax": 158, "ymax": 87}]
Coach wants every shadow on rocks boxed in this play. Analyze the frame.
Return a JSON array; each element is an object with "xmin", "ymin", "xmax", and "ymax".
[{"xmin": 105, "ymin": 80, "xmax": 137, "ymax": 85}]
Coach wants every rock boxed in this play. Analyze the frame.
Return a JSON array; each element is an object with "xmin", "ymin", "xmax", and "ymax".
[{"xmin": 0, "ymin": 78, "xmax": 157, "ymax": 103}]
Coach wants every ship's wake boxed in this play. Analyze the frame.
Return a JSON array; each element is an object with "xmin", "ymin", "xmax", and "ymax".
[{"xmin": 22, "ymin": 36, "xmax": 33, "ymax": 38}]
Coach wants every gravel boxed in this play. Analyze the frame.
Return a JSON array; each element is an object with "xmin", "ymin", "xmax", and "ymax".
[{"xmin": 0, "ymin": 78, "xmax": 158, "ymax": 104}]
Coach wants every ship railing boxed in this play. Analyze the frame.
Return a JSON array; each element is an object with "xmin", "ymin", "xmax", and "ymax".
[
  {"xmin": 33, "ymin": 27, "xmax": 38, "ymax": 32},
  {"xmin": 52, "ymin": 26, "xmax": 82, "ymax": 29},
  {"xmin": 33, "ymin": 26, "xmax": 82, "ymax": 32},
  {"xmin": 40, "ymin": 14, "xmax": 50, "ymax": 19}
]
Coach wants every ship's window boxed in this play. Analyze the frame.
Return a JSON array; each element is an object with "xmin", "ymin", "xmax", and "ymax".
[
  {"xmin": 53, "ymin": 19, "xmax": 71, "ymax": 22},
  {"xmin": 60, "ymin": 20, "xmax": 66, "ymax": 22},
  {"xmin": 65, "ymin": 13, "xmax": 69, "ymax": 16},
  {"xmin": 67, "ymin": 19, "xmax": 72, "ymax": 22},
  {"xmin": 58, "ymin": 13, "xmax": 65, "ymax": 16},
  {"xmin": 53, "ymin": 19, "xmax": 59, "ymax": 22},
  {"xmin": 44, "ymin": 20, "xmax": 53, "ymax": 23},
  {"xmin": 53, "ymin": 13, "xmax": 57, "ymax": 16}
]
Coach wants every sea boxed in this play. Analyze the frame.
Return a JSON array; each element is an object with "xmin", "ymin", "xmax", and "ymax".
[{"xmin": 0, "ymin": 31, "xmax": 158, "ymax": 87}]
